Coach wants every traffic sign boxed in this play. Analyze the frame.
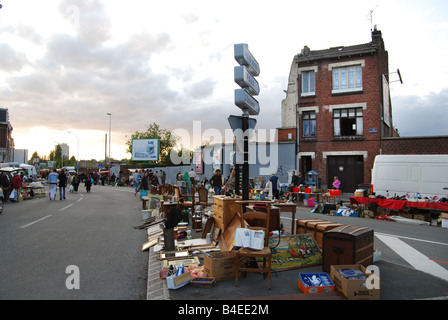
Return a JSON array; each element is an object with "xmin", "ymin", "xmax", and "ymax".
[
  {"xmin": 234, "ymin": 65, "xmax": 260, "ymax": 96},
  {"xmin": 234, "ymin": 89, "xmax": 260, "ymax": 116},
  {"xmin": 228, "ymin": 115, "xmax": 257, "ymax": 136},
  {"xmin": 234, "ymin": 43, "xmax": 260, "ymax": 77}
]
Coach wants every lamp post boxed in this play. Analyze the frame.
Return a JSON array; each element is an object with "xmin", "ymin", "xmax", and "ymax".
[
  {"xmin": 107, "ymin": 113, "xmax": 112, "ymax": 176},
  {"xmin": 68, "ymin": 131, "xmax": 79, "ymax": 172}
]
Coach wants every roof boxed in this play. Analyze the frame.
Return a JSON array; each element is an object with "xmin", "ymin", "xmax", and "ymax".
[{"xmin": 295, "ymin": 41, "xmax": 379, "ymax": 63}]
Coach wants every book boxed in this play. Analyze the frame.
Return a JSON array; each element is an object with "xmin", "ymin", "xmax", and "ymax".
[{"xmin": 233, "ymin": 228, "xmax": 264, "ymax": 251}]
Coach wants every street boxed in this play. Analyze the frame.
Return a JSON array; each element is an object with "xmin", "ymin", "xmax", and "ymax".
[{"xmin": 0, "ymin": 185, "xmax": 148, "ymax": 300}]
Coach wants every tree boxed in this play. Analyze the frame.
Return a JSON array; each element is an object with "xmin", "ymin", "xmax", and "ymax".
[{"xmin": 126, "ymin": 122, "xmax": 192, "ymax": 166}]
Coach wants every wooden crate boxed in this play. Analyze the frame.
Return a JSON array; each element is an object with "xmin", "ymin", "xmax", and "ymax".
[
  {"xmin": 322, "ymin": 225, "xmax": 374, "ymax": 273},
  {"xmin": 189, "ymin": 277, "xmax": 216, "ymax": 288}
]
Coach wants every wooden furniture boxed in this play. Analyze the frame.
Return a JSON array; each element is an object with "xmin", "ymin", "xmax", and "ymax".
[
  {"xmin": 246, "ymin": 205, "xmax": 280, "ymax": 233},
  {"xmin": 174, "ymin": 186, "xmax": 195, "ymax": 213},
  {"xmin": 322, "ymin": 225, "xmax": 374, "ymax": 272},
  {"xmin": 234, "ymin": 200, "xmax": 273, "ymax": 290},
  {"xmin": 274, "ymin": 202, "xmax": 297, "ymax": 234},
  {"xmin": 197, "ymin": 186, "xmax": 212, "ymax": 209},
  {"xmin": 315, "ymin": 222, "xmax": 343, "ymax": 249},
  {"xmin": 212, "ymin": 196, "xmax": 240, "ymax": 232}
]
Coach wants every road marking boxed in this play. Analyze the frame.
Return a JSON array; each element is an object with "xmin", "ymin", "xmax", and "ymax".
[
  {"xmin": 20, "ymin": 215, "xmax": 53, "ymax": 229},
  {"xmin": 376, "ymin": 234, "xmax": 448, "ymax": 282},
  {"xmin": 59, "ymin": 203, "xmax": 74, "ymax": 212},
  {"xmin": 376, "ymin": 232, "xmax": 448, "ymax": 246}
]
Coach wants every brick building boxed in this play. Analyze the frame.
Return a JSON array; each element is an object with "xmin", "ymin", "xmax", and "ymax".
[
  {"xmin": 279, "ymin": 28, "xmax": 398, "ymax": 192},
  {"xmin": 279, "ymin": 28, "xmax": 448, "ymax": 192}
]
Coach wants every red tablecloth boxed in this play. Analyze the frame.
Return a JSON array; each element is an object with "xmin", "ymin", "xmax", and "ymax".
[{"xmin": 350, "ymin": 197, "xmax": 448, "ymax": 211}]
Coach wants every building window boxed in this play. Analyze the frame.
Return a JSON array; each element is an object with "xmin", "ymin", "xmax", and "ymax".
[
  {"xmin": 332, "ymin": 65, "xmax": 362, "ymax": 93},
  {"xmin": 333, "ymin": 108, "xmax": 363, "ymax": 136},
  {"xmin": 303, "ymin": 111, "xmax": 316, "ymax": 137},
  {"xmin": 301, "ymin": 71, "xmax": 315, "ymax": 96}
]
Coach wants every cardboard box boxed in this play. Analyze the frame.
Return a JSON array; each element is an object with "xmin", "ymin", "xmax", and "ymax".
[
  {"xmin": 167, "ymin": 271, "xmax": 193, "ymax": 290},
  {"xmin": 297, "ymin": 273, "xmax": 335, "ymax": 294},
  {"xmin": 203, "ymin": 251, "xmax": 238, "ymax": 282},
  {"xmin": 330, "ymin": 264, "xmax": 380, "ymax": 300},
  {"xmin": 441, "ymin": 213, "xmax": 448, "ymax": 228}
]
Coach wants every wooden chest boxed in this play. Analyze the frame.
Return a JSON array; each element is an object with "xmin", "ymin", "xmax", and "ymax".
[
  {"xmin": 314, "ymin": 222, "xmax": 343, "ymax": 249},
  {"xmin": 322, "ymin": 225, "xmax": 374, "ymax": 273},
  {"xmin": 296, "ymin": 219, "xmax": 324, "ymax": 235},
  {"xmin": 307, "ymin": 220, "xmax": 332, "ymax": 239}
]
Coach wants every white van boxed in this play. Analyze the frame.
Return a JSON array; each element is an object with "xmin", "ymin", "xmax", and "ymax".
[{"xmin": 371, "ymin": 155, "xmax": 448, "ymax": 198}]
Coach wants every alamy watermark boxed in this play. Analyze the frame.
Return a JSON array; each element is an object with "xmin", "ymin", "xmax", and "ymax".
[{"xmin": 65, "ymin": 265, "xmax": 80, "ymax": 290}]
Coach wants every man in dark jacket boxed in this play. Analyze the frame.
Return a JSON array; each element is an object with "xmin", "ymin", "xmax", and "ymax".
[
  {"xmin": 209, "ymin": 169, "xmax": 222, "ymax": 196},
  {"xmin": 58, "ymin": 169, "xmax": 67, "ymax": 200}
]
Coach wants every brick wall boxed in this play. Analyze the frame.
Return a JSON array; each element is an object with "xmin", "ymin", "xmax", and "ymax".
[{"xmin": 382, "ymin": 136, "xmax": 448, "ymax": 155}]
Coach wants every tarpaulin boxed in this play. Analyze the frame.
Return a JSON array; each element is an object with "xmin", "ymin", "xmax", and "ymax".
[{"xmin": 350, "ymin": 197, "xmax": 448, "ymax": 211}]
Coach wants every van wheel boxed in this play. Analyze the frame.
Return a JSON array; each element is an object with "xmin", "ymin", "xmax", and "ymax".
[{"xmin": 0, "ymin": 198, "xmax": 4, "ymax": 214}]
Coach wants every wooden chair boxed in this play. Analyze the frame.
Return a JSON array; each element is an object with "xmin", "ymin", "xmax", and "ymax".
[
  {"xmin": 174, "ymin": 186, "xmax": 195, "ymax": 213},
  {"xmin": 197, "ymin": 186, "xmax": 212, "ymax": 209},
  {"xmin": 234, "ymin": 200, "xmax": 273, "ymax": 290}
]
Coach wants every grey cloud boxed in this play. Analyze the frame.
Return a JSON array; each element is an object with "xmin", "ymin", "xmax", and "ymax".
[
  {"xmin": 392, "ymin": 88, "xmax": 448, "ymax": 137},
  {"xmin": 0, "ymin": 43, "xmax": 28, "ymax": 72}
]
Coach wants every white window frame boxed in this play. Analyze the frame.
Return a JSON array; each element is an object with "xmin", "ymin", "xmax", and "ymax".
[
  {"xmin": 329, "ymin": 60, "xmax": 364, "ymax": 94},
  {"xmin": 298, "ymin": 66, "xmax": 318, "ymax": 97}
]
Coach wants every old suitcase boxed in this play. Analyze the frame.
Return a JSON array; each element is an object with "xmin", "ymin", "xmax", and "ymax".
[
  {"xmin": 306, "ymin": 220, "xmax": 332, "ymax": 239},
  {"xmin": 322, "ymin": 225, "xmax": 374, "ymax": 272},
  {"xmin": 296, "ymin": 219, "xmax": 325, "ymax": 235},
  {"xmin": 315, "ymin": 222, "xmax": 343, "ymax": 249}
]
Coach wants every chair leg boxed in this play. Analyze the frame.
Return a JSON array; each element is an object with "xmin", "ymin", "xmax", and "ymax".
[
  {"xmin": 268, "ymin": 255, "xmax": 272, "ymax": 290},
  {"xmin": 235, "ymin": 252, "xmax": 239, "ymax": 287}
]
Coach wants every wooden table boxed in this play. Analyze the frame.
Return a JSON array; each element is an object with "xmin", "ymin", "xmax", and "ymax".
[{"xmin": 274, "ymin": 202, "xmax": 297, "ymax": 234}]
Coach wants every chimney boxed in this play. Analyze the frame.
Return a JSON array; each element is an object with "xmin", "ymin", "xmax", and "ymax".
[
  {"xmin": 301, "ymin": 45, "xmax": 310, "ymax": 56},
  {"xmin": 371, "ymin": 25, "xmax": 382, "ymax": 42}
]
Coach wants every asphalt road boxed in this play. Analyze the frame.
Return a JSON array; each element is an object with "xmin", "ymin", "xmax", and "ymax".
[{"xmin": 0, "ymin": 184, "xmax": 148, "ymax": 300}]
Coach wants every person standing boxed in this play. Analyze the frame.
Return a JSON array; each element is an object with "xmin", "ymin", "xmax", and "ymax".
[
  {"xmin": 58, "ymin": 168, "xmax": 67, "ymax": 200},
  {"xmin": 48, "ymin": 169, "xmax": 59, "ymax": 200},
  {"xmin": 12, "ymin": 172, "xmax": 22, "ymax": 202},
  {"xmin": 133, "ymin": 170, "xmax": 141, "ymax": 194},
  {"xmin": 188, "ymin": 169, "xmax": 196, "ymax": 188},
  {"xmin": 332, "ymin": 176, "xmax": 341, "ymax": 190},
  {"xmin": 85, "ymin": 174, "xmax": 92, "ymax": 193},
  {"xmin": 224, "ymin": 168, "xmax": 236, "ymax": 196},
  {"xmin": 209, "ymin": 169, "xmax": 223, "ymax": 196},
  {"xmin": 160, "ymin": 169, "xmax": 166, "ymax": 184},
  {"xmin": 269, "ymin": 173, "xmax": 280, "ymax": 200},
  {"xmin": 72, "ymin": 173, "xmax": 80, "ymax": 192}
]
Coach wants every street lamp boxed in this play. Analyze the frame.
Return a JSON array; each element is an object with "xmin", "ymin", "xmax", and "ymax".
[
  {"xmin": 107, "ymin": 113, "xmax": 112, "ymax": 176},
  {"xmin": 68, "ymin": 131, "xmax": 79, "ymax": 172}
]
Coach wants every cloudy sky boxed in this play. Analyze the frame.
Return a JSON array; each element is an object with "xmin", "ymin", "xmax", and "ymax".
[{"xmin": 0, "ymin": 0, "xmax": 447, "ymax": 161}]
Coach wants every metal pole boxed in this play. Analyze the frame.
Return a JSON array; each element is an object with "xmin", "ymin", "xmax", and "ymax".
[{"xmin": 242, "ymin": 113, "xmax": 249, "ymax": 200}]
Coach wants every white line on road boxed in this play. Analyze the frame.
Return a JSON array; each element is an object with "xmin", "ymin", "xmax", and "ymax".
[
  {"xmin": 20, "ymin": 215, "xmax": 53, "ymax": 229},
  {"xmin": 376, "ymin": 233, "xmax": 448, "ymax": 282},
  {"xmin": 58, "ymin": 203, "xmax": 74, "ymax": 212},
  {"xmin": 375, "ymin": 232, "xmax": 448, "ymax": 246}
]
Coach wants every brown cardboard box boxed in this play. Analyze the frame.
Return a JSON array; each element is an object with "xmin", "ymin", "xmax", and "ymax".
[
  {"xmin": 204, "ymin": 251, "xmax": 240, "ymax": 282},
  {"xmin": 330, "ymin": 264, "xmax": 380, "ymax": 300}
]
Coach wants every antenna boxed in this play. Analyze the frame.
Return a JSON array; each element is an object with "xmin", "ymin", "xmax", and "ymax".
[{"xmin": 367, "ymin": 5, "xmax": 379, "ymax": 31}]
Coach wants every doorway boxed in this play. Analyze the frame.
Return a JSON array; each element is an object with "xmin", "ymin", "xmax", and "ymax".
[{"xmin": 327, "ymin": 155, "xmax": 364, "ymax": 193}]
